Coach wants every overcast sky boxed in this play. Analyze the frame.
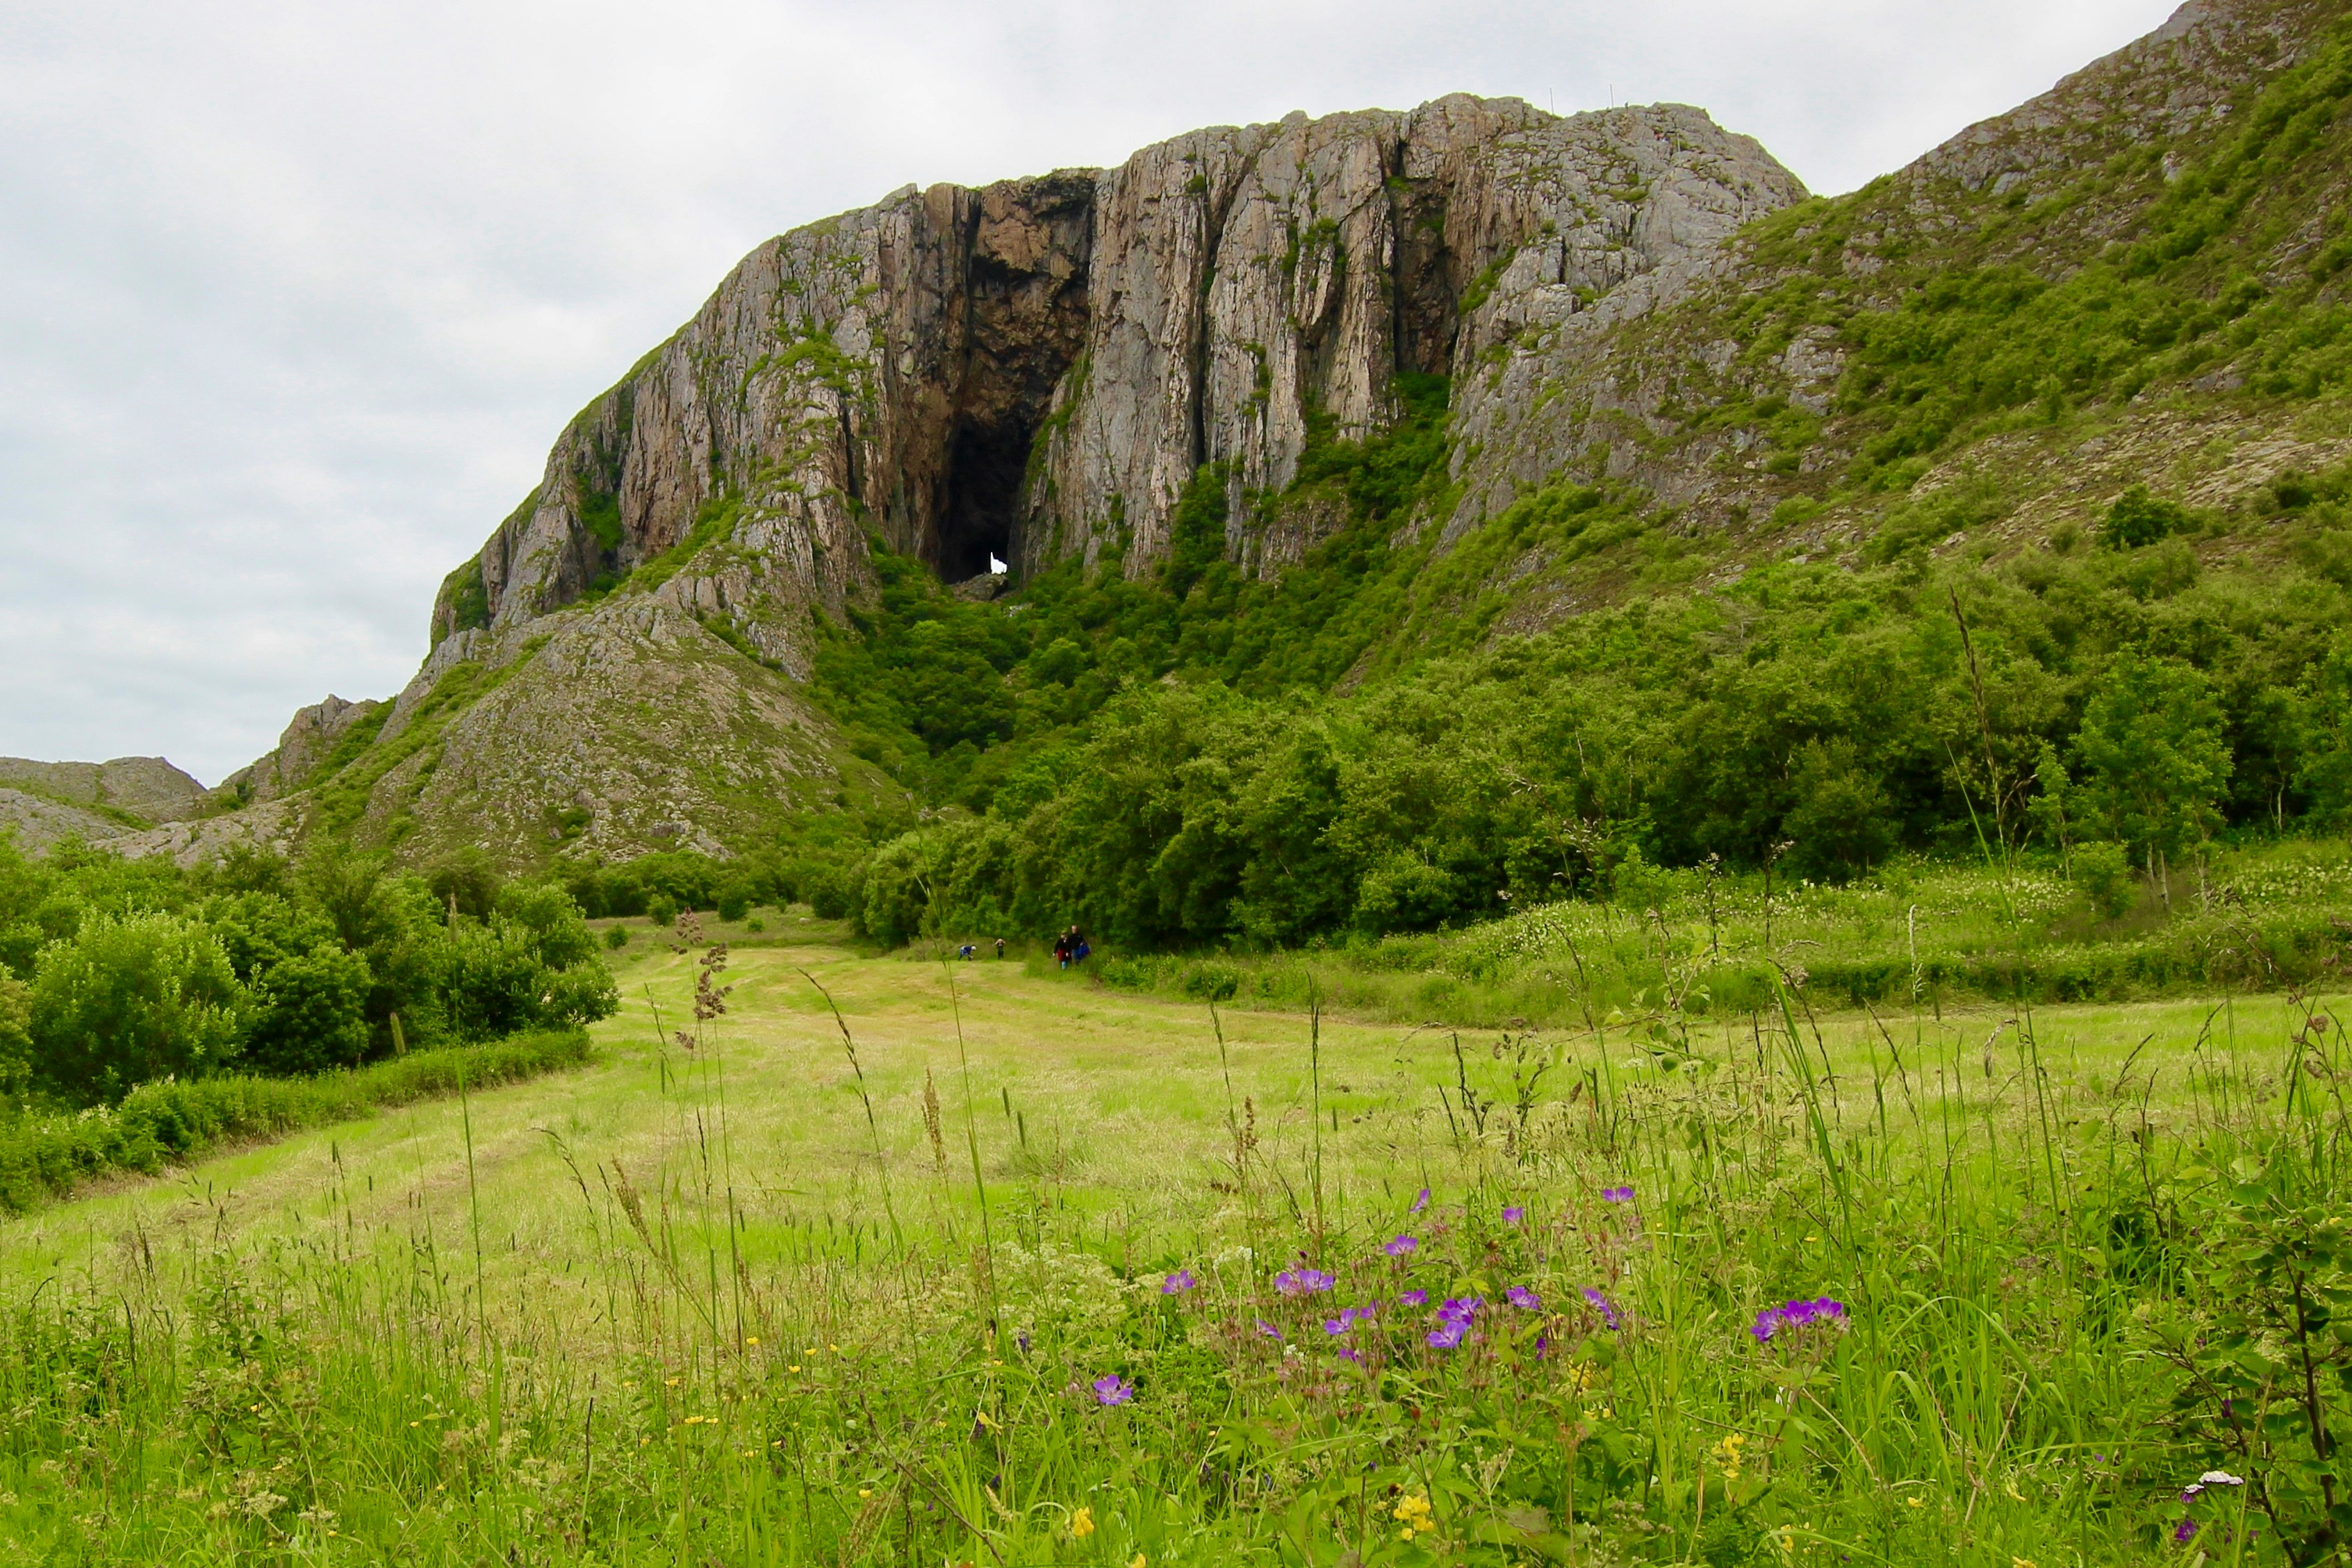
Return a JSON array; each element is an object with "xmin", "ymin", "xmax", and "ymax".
[{"xmin": 1, "ymin": 0, "xmax": 2182, "ymax": 783}]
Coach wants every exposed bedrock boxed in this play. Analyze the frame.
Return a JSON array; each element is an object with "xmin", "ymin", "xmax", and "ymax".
[{"xmin": 426, "ymin": 93, "xmax": 1802, "ymax": 663}]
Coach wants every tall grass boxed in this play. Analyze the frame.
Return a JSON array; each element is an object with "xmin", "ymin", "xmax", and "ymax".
[
  {"xmin": 0, "ymin": 1029, "xmax": 591, "ymax": 1215},
  {"xmin": 0, "ymin": 944, "xmax": 2342, "ymax": 1563}
]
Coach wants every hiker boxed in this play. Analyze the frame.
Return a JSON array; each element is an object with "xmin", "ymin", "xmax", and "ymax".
[
  {"xmin": 1073, "ymin": 929, "xmax": 1089, "ymax": 964},
  {"xmin": 1053, "ymin": 930, "xmax": 1071, "ymax": 970},
  {"xmin": 957, "ymin": 943, "xmax": 975, "ymax": 961},
  {"xmin": 994, "ymin": 937, "xmax": 1005, "ymax": 959}
]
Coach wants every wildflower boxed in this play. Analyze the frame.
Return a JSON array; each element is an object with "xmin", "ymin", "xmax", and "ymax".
[
  {"xmin": 1502, "ymin": 1205, "xmax": 1525, "ymax": 1223},
  {"xmin": 2180, "ymin": 1470, "xmax": 2244, "ymax": 1500},
  {"xmin": 1323, "ymin": 1317, "xmax": 1351, "ymax": 1337},
  {"xmin": 1069, "ymin": 1505, "xmax": 1095, "ymax": 1539},
  {"xmin": 1750, "ymin": 1296, "xmax": 1848, "ymax": 1344},
  {"xmin": 1336, "ymin": 1346, "xmax": 1364, "ymax": 1364},
  {"xmin": 1392, "ymin": 1492, "xmax": 1436, "ymax": 1539},
  {"xmin": 1398, "ymin": 1289, "xmax": 1429, "ymax": 1307},
  {"xmin": 1709, "ymin": 1432, "xmax": 1745, "ymax": 1482},
  {"xmin": 1580, "ymin": 1287, "xmax": 1622, "ymax": 1330},
  {"xmin": 1091, "ymin": 1374, "xmax": 1133, "ymax": 1407},
  {"xmin": 1129, "ymin": 1555, "xmax": 1147, "ymax": 1568},
  {"xmin": 1409, "ymin": 1187, "xmax": 1431, "ymax": 1214},
  {"xmin": 1255, "ymin": 1319, "xmax": 1282, "ymax": 1340},
  {"xmin": 1426, "ymin": 1320, "xmax": 1468, "ymax": 1351},
  {"xmin": 1161, "ymin": 1269, "xmax": 1198, "ymax": 1295},
  {"xmin": 1437, "ymin": 1296, "xmax": 1482, "ymax": 1323},
  {"xmin": 1275, "ymin": 1266, "xmax": 1335, "ymax": 1296},
  {"xmin": 2174, "ymin": 1519, "xmax": 2198, "ymax": 1544},
  {"xmin": 1506, "ymin": 1285, "xmax": 1541, "ymax": 1311},
  {"xmin": 1602, "ymin": 1186, "xmax": 1634, "ymax": 1203},
  {"xmin": 1384, "ymin": 1235, "xmax": 1419, "ymax": 1257}
]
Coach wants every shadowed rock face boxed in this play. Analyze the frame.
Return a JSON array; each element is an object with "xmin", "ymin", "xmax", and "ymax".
[{"xmin": 428, "ymin": 93, "xmax": 1804, "ymax": 667}]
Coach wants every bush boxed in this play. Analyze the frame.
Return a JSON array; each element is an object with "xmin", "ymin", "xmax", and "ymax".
[
  {"xmin": 716, "ymin": 882, "xmax": 752, "ymax": 923},
  {"xmin": 2072, "ymin": 841, "xmax": 2138, "ymax": 919},
  {"xmin": 2102, "ymin": 484, "xmax": 2191, "ymax": 549},
  {"xmin": 27, "ymin": 912, "xmax": 246, "ymax": 1104},
  {"xmin": 605, "ymin": 925, "xmax": 630, "ymax": 950}
]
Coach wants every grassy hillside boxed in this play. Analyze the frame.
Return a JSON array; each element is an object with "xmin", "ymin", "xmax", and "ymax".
[{"xmin": 0, "ymin": 923, "xmax": 2344, "ymax": 1562}]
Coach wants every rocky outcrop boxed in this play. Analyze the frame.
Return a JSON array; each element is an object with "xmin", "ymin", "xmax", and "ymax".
[
  {"xmin": 0, "ymin": 755, "xmax": 208, "ymax": 827},
  {"xmin": 215, "ymin": 695, "xmax": 382, "ymax": 806}
]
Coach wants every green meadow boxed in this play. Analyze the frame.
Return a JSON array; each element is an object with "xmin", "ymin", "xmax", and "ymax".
[{"xmin": 0, "ymin": 909, "xmax": 2345, "ymax": 1565}]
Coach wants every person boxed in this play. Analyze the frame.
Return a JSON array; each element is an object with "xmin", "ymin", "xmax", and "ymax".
[
  {"xmin": 994, "ymin": 937, "xmax": 1005, "ymax": 959},
  {"xmin": 1072, "ymin": 927, "xmax": 1089, "ymax": 964},
  {"xmin": 1053, "ymin": 930, "xmax": 1071, "ymax": 970},
  {"xmin": 958, "ymin": 943, "xmax": 975, "ymax": 961}
]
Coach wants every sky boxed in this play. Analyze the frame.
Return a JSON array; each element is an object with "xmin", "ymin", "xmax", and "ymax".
[{"xmin": 1, "ymin": 0, "xmax": 2184, "ymax": 784}]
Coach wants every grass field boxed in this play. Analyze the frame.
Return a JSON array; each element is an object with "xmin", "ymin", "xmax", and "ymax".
[{"xmin": 0, "ymin": 909, "xmax": 2345, "ymax": 1565}]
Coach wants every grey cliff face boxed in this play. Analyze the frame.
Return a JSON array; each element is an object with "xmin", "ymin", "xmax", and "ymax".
[{"xmin": 431, "ymin": 93, "xmax": 1804, "ymax": 661}]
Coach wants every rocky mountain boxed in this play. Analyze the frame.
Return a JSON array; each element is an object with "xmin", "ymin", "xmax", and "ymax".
[{"xmin": 119, "ymin": 0, "xmax": 2352, "ymax": 870}]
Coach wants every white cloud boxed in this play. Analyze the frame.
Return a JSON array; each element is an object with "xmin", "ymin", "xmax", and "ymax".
[{"xmin": 0, "ymin": 0, "xmax": 2182, "ymax": 781}]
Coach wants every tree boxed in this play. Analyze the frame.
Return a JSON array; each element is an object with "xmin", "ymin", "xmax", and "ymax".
[
  {"xmin": 2296, "ymin": 635, "xmax": 2352, "ymax": 828},
  {"xmin": 2069, "ymin": 652, "xmax": 2232, "ymax": 901},
  {"xmin": 28, "ymin": 912, "xmax": 245, "ymax": 1103}
]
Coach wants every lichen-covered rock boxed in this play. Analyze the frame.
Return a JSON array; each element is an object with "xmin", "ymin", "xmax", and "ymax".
[{"xmin": 0, "ymin": 755, "xmax": 208, "ymax": 827}]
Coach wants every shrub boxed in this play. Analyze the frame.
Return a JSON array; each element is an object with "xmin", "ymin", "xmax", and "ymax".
[
  {"xmin": 2071, "ymin": 841, "xmax": 2138, "ymax": 919},
  {"xmin": 27, "ymin": 912, "xmax": 246, "ymax": 1104},
  {"xmin": 2102, "ymin": 484, "xmax": 2191, "ymax": 549},
  {"xmin": 604, "ymin": 925, "xmax": 630, "ymax": 950}
]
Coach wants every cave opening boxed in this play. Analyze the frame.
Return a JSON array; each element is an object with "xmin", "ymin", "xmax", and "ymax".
[
  {"xmin": 934, "ymin": 415, "xmax": 1032, "ymax": 583},
  {"xmin": 926, "ymin": 175, "xmax": 1095, "ymax": 585}
]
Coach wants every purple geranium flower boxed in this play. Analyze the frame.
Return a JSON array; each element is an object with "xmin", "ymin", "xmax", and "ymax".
[
  {"xmin": 2175, "ymin": 1519, "xmax": 2198, "ymax": 1544},
  {"xmin": 1255, "ymin": 1319, "xmax": 1282, "ymax": 1340},
  {"xmin": 1408, "ymin": 1187, "xmax": 1431, "ymax": 1214},
  {"xmin": 1274, "ymin": 1267, "xmax": 1335, "ymax": 1297},
  {"xmin": 1383, "ymin": 1234, "xmax": 1419, "ymax": 1257},
  {"xmin": 1750, "ymin": 1296, "xmax": 1848, "ymax": 1344},
  {"xmin": 1580, "ymin": 1287, "xmax": 1622, "ymax": 1330},
  {"xmin": 1502, "ymin": 1205, "xmax": 1525, "ymax": 1224},
  {"xmin": 1092, "ymin": 1374, "xmax": 1133, "ymax": 1407},
  {"xmin": 1162, "ymin": 1269, "xmax": 1197, "ymax": 1295},
  {"xmin": 1506, "ymin": 1285, "xmax": 1541, "ymax": 1311},
  {"xmin": 1398, "ymin": 1289, "xmax": 1429, "ymax": 1308},
  {"xmin": 1437, "ymin": 1296, "xmax": 1482, "ymax": 1323},
  {"xmin": 1602, "ymin": 1186, "xmax": 1634, "ymax": 1204},
  {"xmin": 1323, "ymin": 1316, "xmax": 1350, "ymax": 1336},
  {"xmin": 1426, "ymin": 1319, "xmax": 1467, "ymax": 1350},
  {"xmin": 1336, "ymin": 1346, "xmax": 1363, "ymax": 1364}
]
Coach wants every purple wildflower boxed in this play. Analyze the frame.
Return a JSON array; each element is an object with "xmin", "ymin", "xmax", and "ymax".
[
  {"xmin": 1506, "ymin": 1285, "xmax": 1541, "ymax": 1311},
  {"xmin": 1398, "ymin": 1289, "xmax": 1429, "ymax": 1308},
  {"xmin": 1531, "ymin": 1333, "xmax": 1549, "ymax": 1358},
  {"xmin": 1579, "ymin": 1287, "xmax": 1622, "ymax": 1330},
  {"xmin": 1336, "ymin": 1346, "xmax": 1364, "ymax": 1364},
  {"xmin": 1162, "ymin": 1269, "xmax": 1197, "ymax": 1295},
  {"xmin": 1409, "ymin": 1187, "xmax": 1431, "ymax": 1214},
  {"xmin": 1383, "ymin": 1235, "xmax": 1420, "ymax": 1257},
  {"xmin": 1323, "ymin": 1317, "xmax": 1351, "ymax": 1336},
  {"xmin": 1426, "ymin": 1319, "xmax": 1467, "ymax": 1351},
  {"xmin": 1091, "ymin": 1374, "xmax": 1133, "ymax": 1407},
  {"xmin": 1750, "ymin": 1296, "xmax": 1848, "ymax": 1344},
  {"xmin": 1347, "ymin": 1303, "xmax": 1378, "ymax": 1323},
  {"xmin": 1436, "ymin": 1296, "xmax": 1483, "ymax": 1326},
  {"xmin": 1255, "ymin": 1319, "xmax": 1282, "ymax": 1341},
  {"xmin": 1274, "ymin": 1267, "xmax": 1335, "ymax": 1297},
  {"xmin": 2175, "ymin": 1519, "xmax": 2198, "ymax": 1544},
  {"xmin": 1602, "ymin": 1186, "xmax": 1634, "ymax": 1203},
  {"xmin": 1502, "ymin": 1205, "xmax": 1525, "ymax": 1224},
  {"xmin": 1016, "ymin": 1330, "xmax": 1030, "ymax": 1354}
]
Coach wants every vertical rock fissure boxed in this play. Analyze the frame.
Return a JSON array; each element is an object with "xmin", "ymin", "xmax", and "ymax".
[{"xmin": 929, "ymin": 174, "xmax": 1096, "ymax": 584}]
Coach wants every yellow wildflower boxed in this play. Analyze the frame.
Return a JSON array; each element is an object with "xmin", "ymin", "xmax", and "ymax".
[
  {"xmin": 1128, "ymin": 1555, "xmax": 1147, "ymax": 1568},
  {"xmin": 1391, "ymin": 1492, "xmax": 1436, "ymax": 1538},
  {"xmin": 1070, "ymin": 1505, "xmax": 1096, "ymax": 1539},
  {"xmin": 1709, "ymin": 1432, "xmax": 1747, "ymax": 1482}
]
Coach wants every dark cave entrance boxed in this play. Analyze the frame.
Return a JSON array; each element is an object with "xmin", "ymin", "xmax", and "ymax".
[
  {"xmin": 934, "ymin": 414, "xmax": 1032, "ymax": 583},
  {"xmin": 925, "ymin": 174, "xmax": 1095, "ymax": 585}
]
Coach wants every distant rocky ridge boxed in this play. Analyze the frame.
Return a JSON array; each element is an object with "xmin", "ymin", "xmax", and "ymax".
[{"xmin": 0, "ymin": 755, "xmax": 208, "ymax": 853}]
